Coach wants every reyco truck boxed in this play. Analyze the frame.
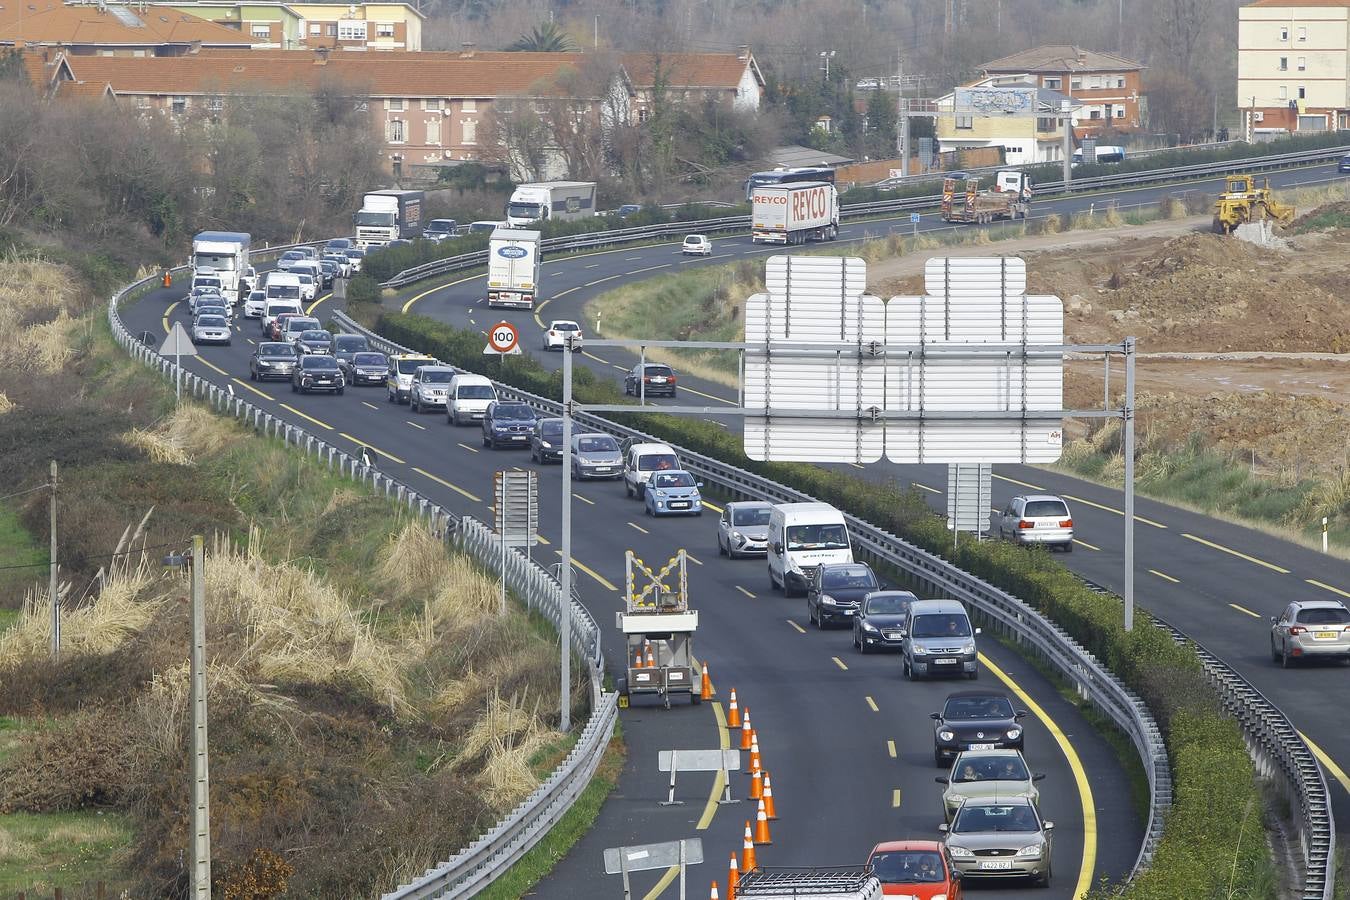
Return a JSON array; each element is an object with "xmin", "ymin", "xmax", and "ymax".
[
  {"xmin": 750, "ymin": 182, "xmax": 840, "ymax": 244},
  {"xmin": 191, "ymin": 231, "xmax": 251, "ymax": 304},
  {"xmin": 353, "ymin": 190, "xmax": 425, "ymax": 248},
  {"xmin": 487, "ymin": 228, "xmax": 542, "ymax": 309},
  {"xmin": 504, "ymin": 181, "xmax": 597, "ymax": 227}
]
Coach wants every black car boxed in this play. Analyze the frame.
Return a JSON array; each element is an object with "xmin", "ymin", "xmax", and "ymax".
[
  {"xmin": 806, "ymin": 562, "xmax": 880, "ymax": 628},
  {"xmin": 249, "ymin": 341, "xmax": 299, "ymax": 381},
  {"xmin": 530, "ymin": 417, "xmax": 565, "ymax": 463},
  {"xmin": 318, "ymin": 259, "xmax": 339, "ymax": 287},
  {"xmin": 623, "ymin": 363, "xmax": 677, "ymax": 398},
  {"xmin": 344, "ymin": 350, "xmax": 389, "ymax": 386},
  {"xmin": 291, "ymin": 355, "xmax": 345, "ymax": 395},
  {"xmin": 931, "ymin": 691, "xmax": 1027, "ymax": 767},
  {"xmin": 852, "ymin": 590, "xmax": 918, "ymax": 653},
  {"xmin": 293, "ymin": 329, "xmax": 335, "ymax": 355},
  {"xmin": 481, "ymin": 401, "xmax": 536, "ymax": 449},
  {"xmin": 332, "ymin": 333, "xmax": 371, "ymax": 368}
]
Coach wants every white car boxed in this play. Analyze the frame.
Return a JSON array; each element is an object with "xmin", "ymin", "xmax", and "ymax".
[
  {"xmin": 343, "ymin": 248, "xmax": 365, "ymax": 273},
  {"xmin": 275, "ymin": 250, "xmax": 306, "ymax": 271},
  {"xmin": 242, "ymin": 289, "xmax": 267, "ymax": 319},
  {"xmin": 682, "ymin": 234, "xmax": 712, "ymax": 256},
  {"xmin": 190, "ymin": 314, "xmax": 231, "ymax": 346},
  {"xmin": 295, "ymin": 271, "xmax": 317, "ymax": 302},
  {"xmin": 323, "ymin": 253, "xmax": 352, "ymax": 278},
  {"xmin": 543, "ymin": 320, "xmax": 583, "ymax": 351}
]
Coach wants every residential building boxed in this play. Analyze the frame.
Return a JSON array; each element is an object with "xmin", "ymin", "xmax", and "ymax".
[
  {"xmin": 933, "ymin": 76, "xmax": 1078, "ymax": 166},
  {"xmin": 619, "ymin": 47, "xmax": 764, "ymax": 122},
  {"xmin": 979, "ymin": 44, "xmax": 1145, "ymax": 135},
  {"xmin": 157, "ymin": 2, "xmax": 304, "ymax": 49},
  {"xmin": 157, "ymin": 2, "xmax": 423, "ymax": 51},
  {"xmin": 0, "ymin": 0, "xmax": 254, "ymax": 56},
  {"xmin": 1237, "ymin": 0, "xmax": 1350, "ymax": 134}
]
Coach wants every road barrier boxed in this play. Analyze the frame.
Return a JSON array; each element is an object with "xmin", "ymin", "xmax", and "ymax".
[{"xmin": 108, "ymin": 259, "xmax": 618, "ymax": 900}]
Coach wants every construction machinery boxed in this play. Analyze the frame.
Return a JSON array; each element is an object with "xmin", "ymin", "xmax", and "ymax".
[
  {"xmin": 615, "ymin": 549, "xmax": 699, "ymax": 709},
  {"xmin": 1212, "ymin": 174, "xmax": 1295, "ymax": 234}
]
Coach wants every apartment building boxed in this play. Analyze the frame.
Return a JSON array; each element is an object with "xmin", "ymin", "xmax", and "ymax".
[
  {"xmin": 1237, "ymin": 0, "xmax": 1350, "ymax": 134},
  {"xmin": 158, "ymin": 2, "xmax": 423, "ymax": 51},
  {"xmin": 0, "ymin": 0, "xmax": 253, "ymax": 56},
  {"xmin": 933, "ymin": 76, "xmax": 1078, "ymax": 166},
  {"xmin": 980, "ymin": 44, "xmax": 1145, "ymax": 135}
]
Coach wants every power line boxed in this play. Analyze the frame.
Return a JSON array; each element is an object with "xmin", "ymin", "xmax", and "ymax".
[
  {"xmin": 0, "ymin": 482, "xmax": 52, "ymax": 503},
  {"xmin": 0, "ymin": 540, "xmax": 185, "ymax": 573}
]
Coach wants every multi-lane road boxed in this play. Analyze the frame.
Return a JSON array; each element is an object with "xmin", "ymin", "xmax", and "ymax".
[{"xmin": 127, "ymin": 159, "xmax": 1347, "ymax": 896}]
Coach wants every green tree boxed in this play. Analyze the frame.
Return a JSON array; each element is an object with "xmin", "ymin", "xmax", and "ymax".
[
  {"xmin": 863, "ymin": 89, "xmax": 897, "ymax": 160},
  {"xmin": 506, "ymin": 21, "xmax": 579, "ymax": 52}
]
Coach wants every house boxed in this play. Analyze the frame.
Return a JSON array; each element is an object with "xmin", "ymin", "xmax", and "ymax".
[
  {"xmin": 154, "ymin": 2, "xmax": 305, "ymax": 49},
  {"xmin": 979, "ymin": 44, "xmax": 1144, "ymax": 135},
  {"xmin": 0, "ymin": 0, "xmax": 255, "ymax": 56},
  {"xmin": 619, "ymin": 47, "xmax": 764, "ymax": 122},
  {"xmin": 1237, "ymin": 0, "xmax": 1350, "ymax": 134},
  {"xmin": 932, "ymin": 76, "xmax": 1079, "ymax": 166}
]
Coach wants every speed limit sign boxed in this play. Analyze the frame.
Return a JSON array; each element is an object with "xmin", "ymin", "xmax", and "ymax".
[{"xmin": 485, "ymin": 321, "xmax": 521, "ymax": 355}]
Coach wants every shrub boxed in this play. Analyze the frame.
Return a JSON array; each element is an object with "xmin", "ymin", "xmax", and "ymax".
[{"xmin": 346, "ymin": 273, "xmax": 381, "ymax": 304}]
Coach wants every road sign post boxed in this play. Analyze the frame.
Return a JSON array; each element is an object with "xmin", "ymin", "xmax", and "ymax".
[
  {"xmin": 604, "ymin": 839, "xmax": 703, "ymax": 900},
  {"xmin": 910, "ymin": 211, "xmax": 921, "ymax": 238},
  {"xmin": 483, "ymin": 321, "xmax": 523, "ymax": 356},
  {"xmin": 158, "ymin": 321, "xmax": 198, "ymax": 402},
  {"xmin": 657, "ymin": 748, "xmax": 741, "ymax": 806},
  {"xmin": 493, "ymin": 470, "xmax": 538, "ymax": 617}
]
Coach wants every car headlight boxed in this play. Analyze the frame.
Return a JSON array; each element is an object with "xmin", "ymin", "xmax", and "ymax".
[
  {"xmin": 541, "ymin": 441, "xmax": 552, "ymax": 449},
  {"xmin": 964, "ymin": 642, "xmax": 977, "ymax": 654},
  {"xmin": 1006, "ymin": 727, "xmax": 1023, "ymax": 740},
  {"xmin": 862, "ymin": 622, "xmax": 879, "ymax": 632},
  {"xmin": 1016, "ymin": 843, "xmax": 1043, "ymax": 859},
  {"xmin": 948, "ymin": 845, "xmax": 974, "ymax": 858},
  {"xmin": 821, "ymin": 595, "xmax": 837, "ymax": 606},
  {"xmin": 938, "ymin": 729, "xmax": 955, "ymax": 741},
  {"xmin": 913, "ymin": 645, "xmax": 929, "ymax": 655},
  {"xmin": 730, "ymin": 530, "xmax": 743, "ymax": 541}
]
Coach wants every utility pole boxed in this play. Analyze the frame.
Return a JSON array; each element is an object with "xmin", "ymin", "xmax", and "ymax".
[
  {"xmin": 188, "ymin": 534, "xmax": 211, "ymax": 899},
  {"xmin": 819, "ymin": 50, "xmax": 835, "ymax": 83},
  {"xmin": 896, "ymin": 54, "xmax": 910, "ymax": 175},
  {"xmin": 559, "ymin": 346, "xmax": 574, "ymax": 733},
  {"xmin": 49, "ymin": 460, "xmax": 58, "ymax": 660}
]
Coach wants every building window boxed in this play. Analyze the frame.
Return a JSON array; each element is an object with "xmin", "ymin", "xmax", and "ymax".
[
  {"xmin": 1298, "ymin": 86, "xmax": 1306, "ymax": 99},
  {"xmin": 337, "ymin": 20, "xmax": 367, "ymax": 41},
  {"xmin": 1114, "ymin": 107, "xmax": 1125, "ymax": 118},
  {"xmin": 1297, "ymin": 56, "xmax": 1306, "ymax": 71},
  {"xmin": 638, "ymin": 107, "xmax": 650, "ymax": 123},
  {"xmin": 353, "ymin": 99, "xmax": 368, "ymax": 112},
  {"xmin": 392, "ymin": 159, "xmax": 403, "ymax": 178},
  {"xmin": 955, "ymin": 114, "xmax": 973, "ymax": 129},
  {"xmin": 1043, "ymin": 77, "xmax": 1061, "ymax": 89},
  {"xmin": 426, "ymin": 117, "xmax": 441, "ymax": 144},
  {"xmin": 171, "ymin": 96, "xmax": 187, "ymax": 114},
  {"xmin": 388, "ymin": 98, "xmax": 405, "ymax": 112},
  {"xmin": 1279, "ymin": 26, "xmax": 1288, "ymax": 40},
  {"xmin": 251, "ymin": 24, "xmax": 271, "ymax": 39},
  {"xmin": 1036, "ymin": 117, "xmax": 1056, "ymax": 131},
  {"xmin": 1280, "ymin": 86, "xmax": 1288, "ymax": 99},
  {"xmin": 463, "ymin": 99, "xmax": 477, "ymax": 112},
  {"xmin": 1070, "ymin": 76, "xmax": 1082, "ymax": 90},
  {"xmin": 461, "ymin": 119, "xmax": 476, "ymax": 144},
  {"xmin": 1298, "ymin": 26, "xmax": 1306, "ymax": 40},
  {"xmin": 327, "ymin": 24, "xmax": 336, "ymax": 36},
  {"xmin": 1116, "ymin": 77, "xmax": 1125, "ymax": 88},
  {"xmin": 310, "ymin": 23, "xmax": 321, "ymax": 35},
  {"xmin": 376, "ymin": 22, "xmax": 394, "ymax": 37},
  {"xmin": 206, "ymin": 97, "xmax": 224, "ymax": 111},
  {"xmin": 386, "ymin": 119, "xmax": 405, "ymax": 143},
  {"xmin": 1089, "ymin": 109, "xmax": 1102, "ymax": 120},
  {"xmin": 135, "ymin": 96, "xmax": 150, "ymax": 109},
  {"xmin": 423, "ymin": 98, "xmax": 442, "ymax": 111},
  {"xmin": 1279, "ymin": 57, "xmax": 1288, "ymax": 71}
]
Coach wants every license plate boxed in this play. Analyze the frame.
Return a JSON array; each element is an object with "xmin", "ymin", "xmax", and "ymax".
[
  {"xmin": 650, "ymin": 377, "xmax": 667, "ymax": 383},
  {"xmin": 980, "ymin": 860, "xmax": 1013, "ymax": 870},
  {"xmin": 969, "ymin": 743, "xmax": 995, "ymax": 750},
  {"xmin": 934, "ymin": 657, "xmax": 958, "ymax": 665},
  {"xmin": 1315, "ymin": 631, "xmax": 1338, "ymax": 640},
  {"xmin": 842, "ymin": 609, "xmax": 854, "ymax": 616},
  {"xmin": 670, "ymin": 502, "xmax": 690, "ymax": 509},
  {"xmin": 594, "ymin": 466, "xmax": 612, "ymax": 472}
]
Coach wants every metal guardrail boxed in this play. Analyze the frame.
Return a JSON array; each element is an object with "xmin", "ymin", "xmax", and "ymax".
[
  {"xmin": 331, "ymin": 310, "xmax": 1174, "ymax": 880},
  {"xmin": 107, "ymin": 263, "xmax": 618, "ymax": 900},
  {"xmin": 380, "ymin": 143, "xmax": 1350, "ymax": 289}
]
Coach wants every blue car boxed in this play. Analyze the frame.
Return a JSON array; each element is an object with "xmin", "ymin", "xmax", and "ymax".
[
  {"xmin": 644, "ymin": 470, "xmax": 704, "ymax": 517},
  {"xmin": 1340, "ymin": 154, "xmax": 1350, "ymax": 174}
]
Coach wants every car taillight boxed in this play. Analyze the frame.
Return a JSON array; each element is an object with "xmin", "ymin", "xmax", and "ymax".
[
  {"xmin": 1017, "ymin": 520, "xmax": 1034, "ymax": 529},
  {"xmin": 1060, "ymin": 519, "xmax": 1073, "ymax": 528},
  {"xmin": 1289, "ymin": 626, "xmax": 1307, "ymax": 635}
]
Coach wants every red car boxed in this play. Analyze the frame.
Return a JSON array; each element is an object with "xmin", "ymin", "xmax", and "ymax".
[
  {"xmin": 867, "ymin": 840, "xmax": 962, "ymax": 899},
  {"xmin": 268, "ymin": 312, "xmax": 299, "ymax": 341}
]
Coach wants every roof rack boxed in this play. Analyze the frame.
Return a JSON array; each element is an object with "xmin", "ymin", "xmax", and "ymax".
[{"xmin": 735, "ymin": 866, "xmax": 877, "ymax": 896}]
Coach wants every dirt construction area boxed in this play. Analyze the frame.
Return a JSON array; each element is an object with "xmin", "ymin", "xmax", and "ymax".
[{"xmin": 866, "ymin": 213, "xmax": 1350, "ymax": 479}]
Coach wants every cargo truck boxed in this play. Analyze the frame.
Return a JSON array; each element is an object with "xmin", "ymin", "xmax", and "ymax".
[
  {"xmin": 504, "ymin": 181, "xmax": 597, "ymax": 227},
  {"xmin": 191, "ymin": 231, "xmax": 250, "ymax": 305},
  {"xmin": 486, "ymin": 228, "xmax": 541, "ymax": 309},
  {"xmin": 353, "ymin": 190, "xmax": 425, "ymax": 248},
  {"xmin": 940, "ymin": 170, "xmax": 1032, "ymax": 224},
  {"xmin": 750, "ymin": 182, "xmax": 839, "ymax": 244}
]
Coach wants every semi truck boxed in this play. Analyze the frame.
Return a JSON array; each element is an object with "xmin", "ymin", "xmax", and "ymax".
[
  {"xmin": 190, "ymin": 231, "xmax": 250, "ymax": 304},
  {"xmin": 486, "ymin": 228, "xmax": 541, "ymax": 309},
  {"xmin": 504, "ymin": 181, "xmax": 597, "ymax": 227},
  {"xmin": 940, "ymin": 170, "xmax": 1032, "ymax": 224},
  {"xmin": 750, "ymin": 182, "xmax": 840, "ymax": 244},
  {"xmin": 353, "ymin": 190, "xmax": 425, "ymax": 248}
]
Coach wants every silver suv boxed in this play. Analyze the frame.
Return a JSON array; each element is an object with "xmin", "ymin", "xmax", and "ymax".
[
  {"xmin": 901, "ymin": 598, "xmax": 980, "ymax": 680},
  {"xmin": 1271, "ymin": 599, "xmax": 1350, "ymax": 667},
  {"xmin": 993, "ymin": 494, "xmax": 1074, "ymax": 551},
  {"xmin": 409, "ymin": 365, "xmax": 455, "ymax": 413}
]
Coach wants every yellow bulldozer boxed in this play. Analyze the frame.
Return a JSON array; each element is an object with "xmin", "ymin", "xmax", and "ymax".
[{"xmin": 1212, "ymin": 174, "xmax": 1296, "ymax": 234}]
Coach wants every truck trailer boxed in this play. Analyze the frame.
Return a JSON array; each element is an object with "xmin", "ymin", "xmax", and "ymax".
[
  {"xmin": 750, "ymin": 182, "xmax": 840, "ymax": 244},
  {"xmin": 504, "ymin": 181, "xmax": 597, "ymax": 228},
  {"xmin": 353, "ymin": 190, "xmax": 425, "ymax": 248},
  {"xmin": 191, "ymin": 231, "xmax": 250, "ymax": 305},
  {"xmin": 940, "ymin": 170, "xmax": 1032, "ymax": 224},
  {"xmin": 486, "ymin": 228, "xmax": 541, "ymax": 309}
]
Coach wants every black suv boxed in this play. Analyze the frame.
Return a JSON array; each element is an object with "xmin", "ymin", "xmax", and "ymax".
[
  {"xmin": 481, "ymin": 401, "xmax": 536, "ymax": 449},
  {"xmin": 806, "ymin": 562, "xmax": 880, "ymax": 629},
  {"xmin": 624, "ymin": 363, "xmax": 677, "ymax": 398},
  {"xmin": 291, "ymin": 355, "xmax": 345, "ymax": 395}
]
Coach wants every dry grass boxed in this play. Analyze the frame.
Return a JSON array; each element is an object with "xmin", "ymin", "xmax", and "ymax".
[
  {"xmin": 0, "ymin": 255, "xmax": 80, "ymax": 375},
  {"xmin": 457, "ymin": 689, "xmax": 550, "ymax": 808},
  {"xmin": 124, "ymin": 404, "xmax": 244, "ymax": 464},
  {"xmin": 1035, "ymin": 214, "xmax": 1063, "ymax": 234},
  {"xmin": 0, "ymin": 393, "xmax": 12, "ymax": 416}
]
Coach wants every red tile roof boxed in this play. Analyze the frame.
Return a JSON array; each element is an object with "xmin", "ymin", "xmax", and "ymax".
[
  {"xmin": 0, "ymin": 2, "xmax": 252, "ymax": 48},
  {"xmin": 619, "ymin": 52, "xmax": 758, "ymax": 90},
  {"xmin": 54, "ymin": 77, "xmax": 113, "ymax": 99}
]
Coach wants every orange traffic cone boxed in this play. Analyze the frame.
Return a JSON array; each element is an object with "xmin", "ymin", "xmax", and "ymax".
[
  {"xmin": 727, "ymin": 688, "xmax": 741, "ymax": 728},
  {"xmin": 762, "ymin": 771, "xmax": 778, "ymax": 820},
  {"xmin": 633, "ymin": 645, "xmax": 644, "ymax": 668},
  {"xmin": 747, "ymin": 732, "xmax": 761, "ymax": 774},
  {"xmin": 727, "ymin": 852, "xmax": 739, "ymax": 900},
  {"xmin": 645, "ymin": 641, "xmax": 656, "ymax": 668},
  {"xmin": 753, "ymin": 798, "xmax": 773, "ymax": 845},
  {"xmin": 740, "ymin": 821, "xmax": 757, "ymax": 871},
  {"xmin": 710, "ymin": 882, "xmax": 720, "ymax": 900},
  {"xmin": 740, "ymin": 708, "xmax": 753, "ymax": 750},
  {"xmin": 748, "ymin": 768, "xmax": 763, "ymax": 800},
  {"xmin": 700, "ymin": 662, "xmax": 714, "ymax": 700},
  {"xmin": 162, "ymin": 270, "xmax": 172, "ymax": 289}
]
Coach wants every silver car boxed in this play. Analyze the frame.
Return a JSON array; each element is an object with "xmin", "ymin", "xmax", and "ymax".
[
  {"xmin": 940, "ymin": 796, "xmax": 1053, "ymax": 885},
  {"xmin": 571, "ymin": 432, "xmax": 623, "ymax": 480},
  {"xmin": 993, "ymin": 494, "xmax": 1074, "ymax": 551},
  {"xmin": 190, "ymin": 314, "xmax": 231, "ymax": 345},
  {"xmin": 717, "ymin": 501, "xmax": 772, "ymax": 558},
  {"xmin": 1271, "ymin": 599, "xmax": 1350, "ymax": 667},
  {"xmin": 937, "ymin": 749, "xmax": 1044, "ymax": 822}
]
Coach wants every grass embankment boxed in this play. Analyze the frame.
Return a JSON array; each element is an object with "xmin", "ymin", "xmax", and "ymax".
[{"xmin": 0, "ymin": 252, "xmax": 591, "ymax": 896}]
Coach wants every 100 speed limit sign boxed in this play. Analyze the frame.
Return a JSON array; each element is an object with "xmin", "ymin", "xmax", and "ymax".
[{"xmin": 487, "ymin": 322, "xmax": 519, "ymax": 354}]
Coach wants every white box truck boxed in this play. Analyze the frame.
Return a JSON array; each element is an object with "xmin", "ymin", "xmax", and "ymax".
[
  {"xmin": 353, "ymin": 190, "xmax": 424, "ymax": 248},
  {"xmin": 505, "ymin": 181, "xmax": 597, "ymax": 227},
  {"xmin": 750, "ymin": 182, "xmax": 839, "ymax": 244},
  {"xmin": 487, "ymin": 228, "xmax": 542, "ymax": 309},
  {"xmin": 191, "ymin": 231, "xmax": 251, "ymax": 304}
]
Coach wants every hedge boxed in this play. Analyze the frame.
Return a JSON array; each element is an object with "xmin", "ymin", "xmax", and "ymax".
[{"xmin": 379, "ymin": 308, "xmax": 1274, "ymax": 899}]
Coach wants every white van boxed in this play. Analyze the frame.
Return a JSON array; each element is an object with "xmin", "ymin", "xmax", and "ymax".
[
  {"xmin": 622, "ymin": 442, "xmax": 680, "ymax": 499},
  {"xmin": 262, "ymin": 299, "xmax": 302, "ymax": 333},
  {"xmin": 446, "ymin": 373, "xmax": 497, "ymax": 425},
  {"xmin": 767, "ymin": 502, "xmax": 853, "ymax": 596}
]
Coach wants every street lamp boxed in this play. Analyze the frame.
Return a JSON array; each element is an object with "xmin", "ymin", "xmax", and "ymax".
[{"xmin": 819, "ymin": 50, "xmax": 836, "ymax": 82}]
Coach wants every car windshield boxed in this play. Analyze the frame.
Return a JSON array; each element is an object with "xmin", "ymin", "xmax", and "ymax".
[
  {"xmin": 297, "ymin": 274, "xmax": 313, "ymax": 284},
  {"xmin": 494, "ymin": 403, "xmax": 533, "ymax": 418},
  {"xmin": 954, "ymin": 755, "xmax": 1029, "ymax": 783},
  {"xmin": 822, "ymin": 566, "xmax": 877, "ymax": 590},
  {"xmin": 353, "ymin": 353, "xmax": 387, "ymax": 366},
  {"xmin": 259, "ymin": 343, "xmax": 293, "ymax": 356},
  {"xmin": 303, "ymin": 357, "xmax": 339, "ymax": 370},
  {"xmin": 334, "ymin": 336, "xmax": 367, "ymax": 352},
  {"xmin": 286, "ymin": 319, "xmax": 320, "ymax": 332},
  {"xmin": 785, "ymin": 523, "xmax": 849, "ymax": 551},
  {"xmin": 732, "ymin": 506, "xmax": 772, "ymax": 527},
  {"xmin": 282, "ymin": 251, "xmax": 304, "ymax": 260},
  {"xmin": 419, "ymin": 370, "xmax": 454, "ymax": 384},
  {"xmin": 866, "ymin": 594, "xmax": 911, "ymax": 615},
  {"xmin": 577, "ymin": 435, "xmax": 616, "ymax": 453},
  {"xmin": 638, "ymin": 453, "xmax": 679, "ymax": 472},
  {"xmin": 551, "ymin": 322, "xmax": 579, "ymax": 332},
  {"xmin": 652, "ymin": 472, "xmax": 695, "ymax": 489},
  {"xmin": 1297, "ymin": 607, "xmax": 1350, "ymax": 625},
  {"xmin": 196, "ymin": 316, "xmax": 226, "ymax": 327},
  {"xmin": 1023, "ymin": 500, "xmax": 1069, "ymax": 518},
  {"xmin": 870, "ymin": 851, "xmax": 945, "ymax": 884},
  {"xmin": 267, "ymin": 286, "xmax": 301, "ymax": 300},
  {"xmin": 396, "ymin": 359, "xmax": 431, "ymax": 375},
  {"xmin": 195, "ymin": 279, "xmax": 222, "ymax": 289},
  {"xmin": 457, "ymin": 384, "xmax": 495, "ymax": 399},
  {"xmin": 345, "ymin": 249, "xmax": 364, "ymax": 259},
  {"xmin": 197, "ymin": 302, "xmax": 225, "ymax": 312},
  {"xmin": 538, "ymin": 421, "xmax": 564, "ymax": 437},
  {"xmin": 912, "ymin": 613, "xmax": 973, "ymax": 639},
  {"xmin": 953, "ymin": 804, "xmax": 1039, "ymax": 834},
  {"xmin": 945, "ymin": 696, "xmax": 1014, "ymax": 720},
  {"xmin": 641, "ymin": 366, "xmax": 674, "ymax": 377},
  {"xmin": 685, "ymin": 236, "xmax": 706, "ymax": 243},
  {"xmin": 300, "ymin": 331, "xmax": 330, "ymax": 342}
]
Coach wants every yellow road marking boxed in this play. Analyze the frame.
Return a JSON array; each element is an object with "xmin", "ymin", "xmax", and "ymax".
[
  {"xmin": 887, "ymin": 739, "xmax": 897, "ymax": 758},
  {"xmin": 1299, "ymin": 731, "xmax": 1350, "ymax": 795},
  {"xmin": 402, "ymin": 272, "xmax": 480, "ymax": 314},
  {"xmin": 1063, "ymin": 493, "xmax": 1167, "ymax": 528},
  {"xmin": 554, "ymin": 552, "xmax": 618, "ymax": 591},
  {"xmin": 231, "ymin": 378, "xmax": 271, "ymax": 401},
  {"xmin": 406, "ymin": 420, "xmax": 426, "ymax": 431},
  {"xmin": 643, "ymin": 867, "xmax": 679, "ymax": 900},
  {"xmin": 979, "ymin": 653, "xmax": 1096, "ymax": 900},
  {"xmin": 1307, "ymin": 579, "xmax": 1350, "ymax": 599},
  {"xmin": 912, "ymin": 482, "xmax": 940, "ymax": 494},
  {"xmin": 628, "ymin": 521, "xmax": 649, "ymax": 534},
  {"xmin": 162, "ymin": 300, "xmax": 179, "ymax": 333},
  {"xmin": 532, "ymin": 298, "xmax": 551, "ymax": 329},
  {"xmin": 865, "ymin": 696, "xmax": 879, "ymax": 713},
  {"xmin": 1181, "ymin": 533, "xmax": 1291, "ymax": 573},
  {"xmin": 736, "ymin": 586, "xmax": 755, "ymax": 599},
  {"xmin": 572, "ymin": 492, "xmax": 595, "ymax": 505},
  {"xmin": 701, "ymin": 499, "xmax": 723, "ymax": 513},
  {"xmin": 361, "ymin": 401, "xmax": 379, "ymax": 410},
  {"xmin": 787, "ymin": 619, "xmax": 805, "ymax": 633},
  {"xmin": 457, "ymin": 442, "xmax": 479, "ymax": 454},
  {"xmin": 583, "ymin": 351, "xmax": 609, "ymax": 365},
  {"xmin": 892, "ymin": 789, "xmax": 902, "ymax": 808},
  {"xmin": 1073, "ymin": 539, "xmax": 1101, "ymax": 551},
  {"xmin": 194, "ymin": 357, "xmax": 230, "ymax": 378},
  {"xmin": 993, "ymin": 473, "xmax": 1043, "ymax": 489},
  {"xmin": 832, "ymin": 656, "xmax": 848, "ymax": 671},
  {"xmin": 697, "ymin": 701, "xmax": 732, "ymax": 830},
  {"xmin": 1229, "ymin": 603, "xmax": 1261, "ymax": 618},
  {"xmin": 338, "ymin": 433, "xmax": 405, "ymax": 464},
  {"xmin": 305, "ymin": 291, "xmax": 331, "ymax": 315},
  {"xmin": 1149, "ymin": 569, "xmax": 1180, "ymax": 583},
  {"xmin": 411, "ymin": 466, "xmax": 481, "ymax": 502},
  {"xmin": 279, "ymin": 403, "xmax": 334, "ymax": 431}
]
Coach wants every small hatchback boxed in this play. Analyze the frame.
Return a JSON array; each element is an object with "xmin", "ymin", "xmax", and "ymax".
[
  {"xmin": 1271, "ymin": 599, "xmax": 1350, "ymax": 667},
  {"xmin": 867, "ymin": 840, "xmax": 962, "ymax": 900},
  {"xmin": 993, "ymin": 494, "xmax": 1074, "ymax": 551},
  {"xmin": 644, "ymin": 470, "xmax": 703, "ymax": 517},
  {"xmin": 717, "ymin": 501, "xmax": 772, "ymax": 559},
  {"xmin": 682, "ymin": 234, "xmax": 712, "ymax": 256},
  {"xmin": 570, "ymin": 432, "xmax": 622, "ymax": 478}
]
